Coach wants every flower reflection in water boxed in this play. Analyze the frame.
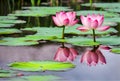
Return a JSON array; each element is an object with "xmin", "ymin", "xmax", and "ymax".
[
  {"xmin": 54, "ymin": 46, "xmax": 78, "ymax": 62},
  {"xmin": 80, "ymin": 45, "xmax": 111, "ymax": 66}
]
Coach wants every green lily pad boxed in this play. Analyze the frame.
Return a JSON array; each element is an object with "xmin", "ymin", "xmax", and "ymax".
[
  {"xmin": 104, "ymin": 17, "xmax": 120, "ymax": 23},
  {"xmin": 81, "ymin": 3, "xmax": 120, "ymax": 9},
  {"xmin": 105, "ymin": 8, "xmax": 120, "ymax": 13},
  {"xmin": 66, "ymin": 36, "xmax": 100, "ymax": 46},
  {"xmin": 76, "ymin": 10, "xmax": 119, "ymax": 18},
  {"xmin": 0, "ymin": 16, "xmax": 26, "ymax": 27},
  {"xmin": 0, "ymin": 37, "xmax": 39, "ymax": 46},
  {"xmin": 0, "ymin": 20, "xmax": 26, "ymax": 24},
  {"xmin": 21, "ymin": 27, "xmax": 62, "ymax": 38},
  {"xmin": 25, "ymin": 35, "xmax": 57, "ymax": 41},
  {"xmin": 0, "ymin": 28, "xmax": 21, "ymax": 35},
  {"xmin": 0, "ymin": 69, "xmax": 15, "ymax": 78},
  {"xmin": 11, "ymin": 75, "xmax": 62, "ymax": 81},
  {"xmin": 111, "ymin": 48, "xmax": 120, "ymax": 54},
  {"xmin": 9, "ymin": 61, "xmax": 75, "ymax": 71},
  {"xmin": 0, "ymin": 16, "xmax": 17, "ymax": 20},
  {"xmin": 97, "ymin": 36, "xmax": 120, "ymax": 46},
  {"xmin": 9, "ymin": 7, "xmax": 72, "ymax": 17},
  {"xmin": 65, "ymin": 24, "xmax": 117, "ymax": 35},
  {"xmin": 0, "ymin": 23, "xmax": 15, "ymax": 27},
  {"xmin": 66, "ymin": 36, "xmax": 120, "ymax": 46}
]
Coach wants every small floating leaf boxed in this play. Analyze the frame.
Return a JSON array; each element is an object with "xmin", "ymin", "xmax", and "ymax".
[
  {"xmin": 11, "ymin": 75, "xmax": 62, "ymax": 81},
  {"xmin": 0, "ymin": 69, "xmax": 15, "ymax": 78},
  {"xmin": 111, "ymin": 48, "xmax": 120, "ymax": 54},
  {"xmin": 9, "ymin": 61, "xmax": 75, "ymax": 71}
]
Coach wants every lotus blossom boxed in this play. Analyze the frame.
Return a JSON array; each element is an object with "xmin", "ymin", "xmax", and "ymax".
[
  {"xmin": 54, "ymin": 47, "xmax": 78, "ymax": 62},
  {"xmin": 52, "ymin": 11, "xmax": 78, "ymax": 26},
  {"xmin": 77, "ymin": 14, "xmax": 110, "ymax": 32},
  {"xmin": 81, "ymin": 48, "xmax": 106, "ymax": 66}
]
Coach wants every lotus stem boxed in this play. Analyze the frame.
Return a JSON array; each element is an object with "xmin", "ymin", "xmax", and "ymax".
[
  {"xmin": 89, "ymin": 0, "xmax": 93, "ymax": 9},
  {"xmin": 62, "ymin": 26, "xmax": 65, "ymax": 47},
  {"xmin": 92, "ymin": 29, "xmax": 96, "ymax": 42}
]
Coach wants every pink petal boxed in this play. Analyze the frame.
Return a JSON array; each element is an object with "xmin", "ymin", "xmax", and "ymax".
[
  {"xmin": 96, "ymin": 50, "xmax": 106, "ymax": 64},
  {"xmin": 52, "ymin": 16, "xmax": 63, "ymax": 26},
  {"xmin": 91, "ymin": 51, "xmax": 98, "ymax": 65},
  {"xmin": 80, "ymin": 50, "xmax": 92, "ymax": 65},
  {"xmin": 77, "ymin": 26, "xmax": 89, "ymax": 32},
  {"xmin": 63, "ymin": 47, "xmax": 70, "ymax": 57},
  {"xmin": 67, "ymin": 53, "xmax": 74, "ymax": 61},
  {"xmin": 91, "ymin": 20, "xmax": 98, "ymax": 29},
  {"xmin": 63, "ymin": 18, "xmax": 69, "ymax": 26},
  {"xmin": 98, "ymin": 16, "xmax": 104, "ymax": 27},
  {"xmin": 96, "ymin": 26, "xmax": 110, "ymax": 31},
  {"xmin": 99, "ymin": 45, "xmax": 111, "ymax": 50},
  {"xmin": 54, "ymin": 47, "xmax": 70, "ymax": 62},
  {"xmin": 68, "ymin": 19, "xmax": 78, "ymax": 26},
  {"xmin": 69, "ymin": 48, "xmax": 78, "ymax": 59}
]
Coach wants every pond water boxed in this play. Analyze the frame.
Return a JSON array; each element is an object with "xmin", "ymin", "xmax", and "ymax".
[
  {"xmin": 0, "ymin": 44, "xmax": 120, "ymax": 81},
  {"xmin": 0, "ymin": 0, "xmax": 120, "ymax": 81}
]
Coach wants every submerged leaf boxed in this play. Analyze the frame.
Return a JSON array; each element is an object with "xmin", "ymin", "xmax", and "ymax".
[{"xmin": 9, "ymin": 61, "xmax": 75, "ymax": 71}]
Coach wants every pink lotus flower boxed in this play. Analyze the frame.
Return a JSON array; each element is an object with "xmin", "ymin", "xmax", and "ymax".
[
  {"xmin": 52, "ymin": 11, "xmax": 78, "ymax": 26},
  {"xmin": 81, "ymin": 49, "xmax": 106, "ymax": 66},
  {"xmin": 54, "ymin": 47, "xmax": 78, "ymax": 62},
  {"xmin": 77, "ymin": 14, "xmax": 110, "ymax": 32}
]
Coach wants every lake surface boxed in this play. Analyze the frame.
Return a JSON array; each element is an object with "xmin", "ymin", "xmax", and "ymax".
[{"xmin": 0, "ymin": 44, "xmax": 120, "ymax": 81}]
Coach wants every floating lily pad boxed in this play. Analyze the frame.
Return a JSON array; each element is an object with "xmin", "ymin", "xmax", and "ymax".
[
  {"xmin": 0, "ymin": 37, "xmax": 39, "ymax": 46},
  {"xmin": 21, "ymin": 25, "xmax": 117, "ymax": 37},
  {"xmin": 0, "ymin": 20, "xmax": 26, "ymax": 24},
  {"xmin": 0, "ymin": 28, "xmax": 21, "ymax": 35},
  {"xmin": 11, "ymin": 75, "xmax": 62, "ymax": 81},
  {"xmin": 81, "ymin": 3, "xmax": 120, "ymax": 9},
  {"xmin": 66, "ymin": 36, "xmax": 100, "ymax": 46},
  {"xmin": 104, "ymin": 17, "xmax": 120, "ymax": 23},
  {"xmin": 25, "ymin": 35, "xmax": 57, "ymax": 41},
  {"xmin": 65, "ymin": 24, "xmax": 117, "ymax": 35},
  {"xmin": 0, "ymin": 69, "xmax": 15, "ymax": 78},
  {"xmin": 0, "ymin": 23, "xmax": 15, "ymax": 27},
  {"xmin": 66, "ymin": 36, "xmax": 120, "ymax": 46},
  {"xmin": 105, "ymin": 8, "xmax": 120, "ymax": 13},
  {"xmin": 0, "ymin": 16, "xmax": 17, "ymax": 20},
  {"xmin": 9, "ymin": 7, "xmax": 72, "ymax": 17},
  {"xmin": 0, "ymin": 16, "xmax": 26, "ymax": 27},
  {"xmin": 111, "ymin": 48, "xmax": 120, "ymax": 54},
  {"xmin": 76, "ymin": 10, "xmax": 119, "ymax": 17},
  {"xmin": 9, "ymin": 61, "xmax": 75, "ymax": 71},
  {"xmin": 97, "ymin": 36, "xmax": 120, "ymax": 46},
  {"xmin": 21, "ymin": 27, "xmax": 62, "ymax": 38}
]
